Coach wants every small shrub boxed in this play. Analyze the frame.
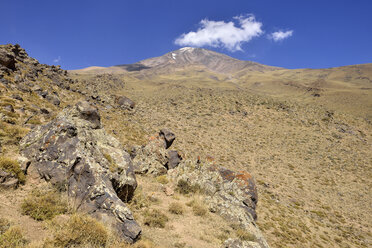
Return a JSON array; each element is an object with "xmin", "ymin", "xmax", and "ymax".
[
  {"xmin": 0, "ymin": 226, "xmax": 28, "ymax": 248},
  {"xmin": 0, "ymin": 123, "xmax": 28, "ymax": 145},
  {"xmin": 21, "ymin": 189, "xmax": 67, "ymax": 221},
  {"xmin": 176, "ymin": 179, "xmax": 200, "ymax": 195},
  {"xmin": 156, "ymin": 175, "xmax": 168, "ymax": 184},
  {"xmin": 129, "ymin": 187, "xmax": 150, "ymax": 210},
  {"xmin": 192, "ymin": 203, "xmax": 208, "ymax": 216},
  {"xmin": 143, "ymin": 209, "xmax": 168, "ymax": 228},
  {"xmin": 0, "ymin": 218, "xmax": 11, "ymax": 235},
  {"xmin": 174, "ymin": 242, "xmax": 186, "ymax": 248},
  {"xmin": 0, "ymin": 156, "xmax": 25, "ymax": 185},
  {"xmin": 168, "ymin": 202, "xmax": 184, "ymax": 215},
  {"xmin": 47, "ymin": 214, "xmax": 108, "ymax": 247},
  {"xmin": 236, "ymin": 229, "xmax": 256, "ymax": 242}
]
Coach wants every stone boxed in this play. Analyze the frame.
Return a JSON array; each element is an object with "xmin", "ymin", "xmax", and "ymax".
[
  {"xmin": 11, "ymin": 94, "xmax": 23, "ymax": 101},
  {"xmin": 0, "ymin": 170, "xmax": 19, "ymax": 189},
  {"xmin": 159, "ymin": 129, "xmax": 175, "ymax": 149},
  {"xmin": 163, "ymin": 186, "xmax": 174, "ymax": 196},
  {"xmin": 20, "ymin": 101, "xmax": 141, "ymax": 243},
  {"xmin": 222, "ymin": 238, "xmax": 261, "ymax": 248},
  {"xmin": 0, "ymin": 49, "xmax": 16, "ymax": 70},
  {"xmin": 115, "ymin": 96, "xmax": 135, "ymax": 110},
  {"xmin": 75, "ymin": 101, "xmax": 101, "ymax": 129},
  {"xmin": 166, "ymin": 150, "xmax": 182, "ymax": 169},
  {"xmin": 46, "ymin": 94, "xmax": 60, "ymax": 106},
  {"xmin": 3, "ymin": 104, "xmax": 14, "ymax": 113}
]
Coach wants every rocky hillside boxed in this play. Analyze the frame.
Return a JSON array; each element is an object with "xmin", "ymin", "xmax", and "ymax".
[
  {"xmin": 1, "ymin": 44, "xmax": 371, "ymax": 248},
  {"xmin": 0, "ymin": 44, "xmax": 273, "ymax": 248},
  {"xmin": 71, "ymin": 58, "xmax": 372, "ymax": 247}
]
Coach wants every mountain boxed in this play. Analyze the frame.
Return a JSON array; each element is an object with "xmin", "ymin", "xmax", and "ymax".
[
  {"xmin": 72, "ymin": 47, "xmax": 280, "ymax": 75},
  {"xmin": 71, "ymin": 48, "xmax": 372, "ymax": 119}
]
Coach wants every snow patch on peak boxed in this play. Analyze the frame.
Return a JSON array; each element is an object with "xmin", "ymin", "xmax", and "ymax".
[
  {"xmin": 171, "ymin": 53, "xmax": 177, "ymax": 60},
  {"xmin": 179, "ymin": 47, "xmax": 195, "ymax": 52}
]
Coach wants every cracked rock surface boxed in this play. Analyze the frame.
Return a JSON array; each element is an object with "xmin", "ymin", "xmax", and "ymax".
[{"xmin": 20, "ymin": 101, "xmax": 141, "ymax": 242}]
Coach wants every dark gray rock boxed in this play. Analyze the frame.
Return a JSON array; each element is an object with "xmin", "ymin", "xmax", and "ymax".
[
  {"xmin": 159, "ymin": 129, "xmax": 175, "ymax": 149},
  {"xmin": 115, "ymin": 96, "xmax": 135, "ymax": 110},
  {"xmin": 166, "ymin": 150, "xmax": 182, "ymax": 169},
  {"xmin": 46, "ymin": 94, "xmax": 60, "ymax": 106},
  {"xmin": 11, "ymin": 94, "xmax": 23, "ymax": 101},
  {"xmin": 75, "ymin": 101, "xmax": 100, "ymax": 129},
  {"xmin": 0, "ymin": 49, "xmax": 16, "ymax": 70},
  {"xmin": 20, "ymin": 101, "xmax": 141, "ymax": 243}
]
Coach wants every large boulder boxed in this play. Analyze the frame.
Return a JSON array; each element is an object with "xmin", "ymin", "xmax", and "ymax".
[{"xmin": 20, "ymin": 101, "xmax": 141, "ymax": 243}]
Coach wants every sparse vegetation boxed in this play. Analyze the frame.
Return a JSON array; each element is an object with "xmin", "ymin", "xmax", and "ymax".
[
  {"xmin": 21, "ymin": 189, "xmax": 68, "ymax": 221},
  {"xmin": 0, "ymin": 226, "xmax": 28, "ymax": 248}
]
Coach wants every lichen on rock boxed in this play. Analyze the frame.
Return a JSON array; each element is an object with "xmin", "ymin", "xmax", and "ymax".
[{"xmin": 19, "ymin": 100, "xmax": 141, "ymax": 243}]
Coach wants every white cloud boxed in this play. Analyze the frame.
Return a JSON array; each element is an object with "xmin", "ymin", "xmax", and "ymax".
[
  {"xmin": 175, "ymin": 15, "xmax": 263, "ymax": 52},
  {"xmin": 270, "ymin": 30, "xmax": 293, "ymax": 42},
  {"xmin": 53, "ymin": 56, "xmax": 61, "ymax": 63}
]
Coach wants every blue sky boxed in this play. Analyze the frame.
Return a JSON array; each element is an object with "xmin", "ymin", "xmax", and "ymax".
[{"xmin": 1, "ymin": 0, "xmax": 371, "ymax": 70}]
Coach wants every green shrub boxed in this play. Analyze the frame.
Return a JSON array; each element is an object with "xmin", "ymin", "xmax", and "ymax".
[
  {"xmin": 176, "ymin": 179, "xmax": 200, "ymax": 195},
  {"xmin": 0, "ymin": 226, "xmax": 28, "ymax": 248},
  {"xmin": 0, "ymin": 156, "xmax": 25, "ymax": 185},
  {"xmin": 143, "ymin": 209, "xmax": 168, "ymax": 228},
  {"xmin": 47, "ymin": 214, "xmax": 108, "ymax": 247},
  {"xmin": 156, "ymin": 175, "xmax": 169, "ymax": 184},
  {"xmin": 168, "ymin": 202, "xmax": 184, "ymax": 215},
  {"xmin": 21, "ymin": 189, "xmax": 67, "ymax": 221}
]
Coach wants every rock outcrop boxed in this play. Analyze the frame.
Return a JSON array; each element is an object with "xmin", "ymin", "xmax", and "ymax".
[
  {"xmin": 133, "ymin": 130, "xmax": 269, "ymax": 248},
  {"xmin": 132, "ymin": 129, "xmax": 182, "ymax": 175},
  {"xmin": 20, "ymin": 101, "xmax": 141, "ymax": 243},
  {"xmin": 168, "ymin": 159, "xmax": 269, "ymax": 248}
]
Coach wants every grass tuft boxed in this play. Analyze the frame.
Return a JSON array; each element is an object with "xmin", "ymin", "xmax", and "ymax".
[
  {"xmin": 21, "ymin": 189, "xmax": 68, "ymax": 221},
  {"xmin": 168, "ymin": 202, "xmax": 184, "ymax": 215},
  {"xmin": 46, "ymin": 214, "xmax": 108, "ymax": 248},
  {"xmin": 155, "ymin": 175, "xmax": 168, "ymax": 185},
  {"xmin": 143, "ymin": 209, "xmax": 168, "ymax": 228},
  {"xmin": 0, "ymin": 226, "xmax": 28, "ymax": 248}
]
